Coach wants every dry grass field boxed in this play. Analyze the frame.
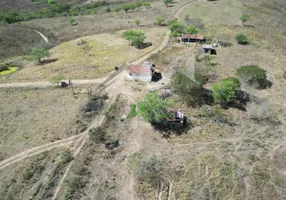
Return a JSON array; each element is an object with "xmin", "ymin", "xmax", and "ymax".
[
  {"xmin": 0, "ymin": 0, "xmax": 286, "ymax": 199},
  {"xmin": 0, "ymin": 27, "xmax": 166, "ymax": 82},
  {"xmin": 0, "ymin": 86, "xmax": 90, "ymax": 160}
]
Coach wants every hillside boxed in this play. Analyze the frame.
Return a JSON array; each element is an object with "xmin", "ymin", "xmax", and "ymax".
[{"xmin": 0, "ymin": 0, "xmax": 286, "ymax": 199}]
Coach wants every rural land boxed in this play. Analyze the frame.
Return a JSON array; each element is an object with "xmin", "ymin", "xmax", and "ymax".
[{"xmin": 0, "ymin": 0, "xmax": 286, "ymax": 199}]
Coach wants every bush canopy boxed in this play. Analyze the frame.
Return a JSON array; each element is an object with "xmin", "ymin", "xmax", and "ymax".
[{"xmin": 211, "ymin": 77, "xmax": 240, "ymax": 103}]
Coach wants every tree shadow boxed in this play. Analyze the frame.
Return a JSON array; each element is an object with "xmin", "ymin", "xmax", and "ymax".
[
  {"xmin": 152, "ymin": 117, "xmax": 189, "ymax": 138},
  {"xmin": 220, "ymin": 90, "xmax": 250, "ymax": 111},
  {"xmin": 40, "ymin": 58, "xmax": 58, "ymax": 65},
  {"xmin": 244, "ymin": 24, "xmax": 256, "ymax": 28},
  {"xmin": 197, "ymin": 88, "xmax": 214, "ymax": 106},
  {"xmin": 136, "ymin": 42, "xmax": 152, "ymax": 49}
]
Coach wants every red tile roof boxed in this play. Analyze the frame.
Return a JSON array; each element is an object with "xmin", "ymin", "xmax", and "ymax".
[
  {"xmin": 181, "ymin": 34, "xmax": 204, "ymax": 40},
  {"xmin": 127, "ymin": 65, "xmax": 151, "ymax": 75}
]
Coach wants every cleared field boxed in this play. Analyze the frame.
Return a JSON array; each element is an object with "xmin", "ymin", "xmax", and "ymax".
[
  {"xmin": 1, "ymin": 27, "xmax": 166, "ymax": 82},
  {"xmin": 0, "ymin": 149, "xmax": 73, "ymax": 200},
  {"xmin": 0, "ymin": 87, "xmax": 90, "ymax": 160}
]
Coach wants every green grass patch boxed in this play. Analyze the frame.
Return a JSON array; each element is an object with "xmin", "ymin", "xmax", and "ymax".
[
  {"xmin": 0, "ymin": 66, "xmax": 18, "ymax": 76},
  {"xmin": 127, "ymin": 104, "xmax": 137, "ymax": 119}
]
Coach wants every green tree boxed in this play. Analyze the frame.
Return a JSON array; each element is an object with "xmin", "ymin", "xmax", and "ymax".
[
  {"xmin": 28, "ymin": 48, "xmax": 51, "ymax": 64},
  {"xmin": 136, "ymin": 1, "xmax": 143, "ymax": 10},
  {"xmin": 50, "ymin": 75, "xmax": 65, "ymax": 84},
  {"xmin": 171, "ymin": 72, "xmax": 205, "ymax": 106},
  {"xmin": 122, "ymin": 29, "xmax": 146, "ymax": 46},
  {"xmin": 235, "ymin": 33, "xmax": 248, "ymax": 45},
  {"xmin": 168, "ymin": 19, "xmax": 185, "ymax": 34},
  {"xmin": 211, "ymin": 77, "xmax": 240, "ymax": 103},
  {"xmin": 135, "ymin": 19, "xmax": 141, "ymax": 26},
  {"xmin": 123, "ymin": 4, "xmax": 131, "ymax": 13},
  {"xmin": 114, "ymin": 6, "xmax": 121, "ymax": 14},
  {"xmin": 143, "ymin": 1, "xmax": 150, "ymax": 8},
  {"xmin": 138, "ymin": 92, "xmax": 173, "ymax": 124},
  {"xmin": 240, "ymin": 13, "xmax": 250, "ymax": 26},
  {"xmin": 156, "ymin": 17, "xmax": 166, "ymax": 25},
  {"xmin": 184, "ymin": 25, "xmax": 199, "ymax": 34},
  {"xmin": 130, "ymin": 3, "xmax": 137, "ymax": 11},
  {"xmin": 164, "ymin": 0, "xmax": 173, "ymax": 7},
  {"xmin": 236, "ymin": 65, "xmax": 268, "ymax": 88}
]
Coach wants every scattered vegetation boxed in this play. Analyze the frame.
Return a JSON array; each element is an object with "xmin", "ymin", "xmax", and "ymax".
[
  {"xmin": 89, "ymin": 127, "xmax": 106, "ymax": 143},
  {"xmin": 168, "ymin": 19, "xmax": 199, "ymax": 37},
  {"xmin": 138, "ymin": 92, "xmax": 173, "ymax": 124},
  {"xmin": 129, "ymin": 151, "xmax": 166, "ymax": 186}
]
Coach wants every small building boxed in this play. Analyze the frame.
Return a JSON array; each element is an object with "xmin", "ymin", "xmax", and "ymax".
[
  {"xmin": 202, "ymin": 44, "xmax": 217, "ymax": 55},
  {"xmin": 126, "ymin": 62, "xmax": 153, "ymax": 81},
  {"xmin": 179, "ymin": 34, "xmax": 206, "ymax": 43}
]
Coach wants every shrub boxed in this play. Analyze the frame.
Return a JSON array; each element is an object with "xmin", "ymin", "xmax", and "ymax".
[
  {"xmin": 127, "ymin": 104, "xmax": 137, "ymax": 118},
  {"xmin": 105, "ymin": 7, "xmax": 111, "ymax": 13},
  {"xmin": 60, "ymin": 150, "xmax": 73, "ymax": 166},
  {"xmin": 211, "ymin": 77, "xmax": 240, "ymax": 103},
  {"xmin": 156, "ymin": 17, "xmax": 166, "ymax": 25},
  {"xmin": 236, "ymin": 65, "xmax": 267, "ymax": 88},
  {"xmin": 69, "ymin": 17, "xmax": 76, "ymax": 24},
  {"xmin": 114, "ymin": 6, "xmax": 121, "ymax": 14},
  {"xmin": 89, "ymin": 127, "xmax": 106, "ymax": 143},
  {"xmin": 138, "ymin": 92, "xmax": 173, "ymax": 124},
  {"xmin": 236, "ymin": 33, "xmax": 248, "ymax": 45},
  {"xmin": 143, "ymin": 1, "xmax": 150, "ymax": 8},
  {"xmin": 135, "ymin": 19, "xmax": 141, "ymax": 26}
]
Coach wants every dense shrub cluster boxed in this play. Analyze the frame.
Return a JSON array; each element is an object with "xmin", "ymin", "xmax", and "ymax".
[
  {"xmin": 0, "ymin": 1, "xmax": 109, "ymax": 24},
  {"xmin": 236, "ymin": 65, "xmax": 268, "ymax": 88},
  {"xmin": 168, "ymin": 19, "xmax": 199, "ymax": 37},
  {"xmin": 211, "ymin": 77, "xmax": 240, "ymax": 103}
]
